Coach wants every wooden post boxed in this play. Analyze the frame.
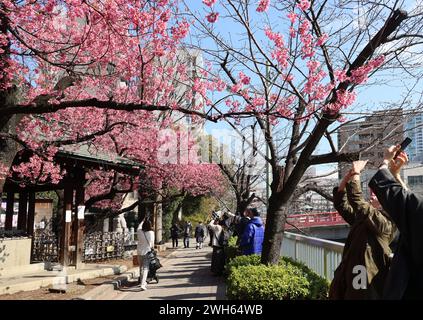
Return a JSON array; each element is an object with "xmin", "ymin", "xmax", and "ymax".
[
  {"xmin": 5, "ymin": 191, "xmax": 14, "ymax": 230},
  {"xmin": 17, "ymin": 191, "xmax": 28, "ymax": 231},
  {"xmin": 109, "ymin": 216, "xmax": 114, "ymax": 232},
  {"xmin": 74, "ymin": 170, "xmax": 85, "ymax": 269},
  {"xmin": 59, "ymin": 183, "xmax": 73, "ymax": 267},
  {"xmin": 28, "ymin": 192, "xmax": 36, "ymax": 262},
  {"xmin": 27, "ymin": 192, "xmax": 35, "ymax": 236}
]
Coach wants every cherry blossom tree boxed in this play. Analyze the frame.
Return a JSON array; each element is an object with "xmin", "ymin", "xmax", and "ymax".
[
  {"xmin": 185, "ymin": 0, "xmax": 423, "ymax": 264},
  {"xmin": 2, "ymin": 0, "xmax": 423, "ymax": 264}
]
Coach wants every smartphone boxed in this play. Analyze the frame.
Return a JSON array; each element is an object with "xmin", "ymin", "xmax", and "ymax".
[{"xmin": 394, "ymin": 137, "xmax": 412, "ymax": 158}]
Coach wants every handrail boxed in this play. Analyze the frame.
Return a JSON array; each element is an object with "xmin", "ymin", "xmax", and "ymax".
[
  {"xmin": 282, "ymin": 231, "xmax": 344, "ymax": 280},
  {"xmin": 285, "ymin": 211, "xmax": 347, "ymax": 229},
  {"xmin": 284, "ymin": 232, "xmax": 344, "ymax": 253}
]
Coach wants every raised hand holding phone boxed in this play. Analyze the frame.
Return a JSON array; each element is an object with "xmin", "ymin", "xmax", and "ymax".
[{"xmin": 394, "ymin": 137, "xmax": 412, "ymax": 159}]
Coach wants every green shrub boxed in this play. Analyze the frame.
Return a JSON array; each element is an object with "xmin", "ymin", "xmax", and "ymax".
[
  {"xmin": 225, "ymin": 254, "xmax": 329, "ymax": 300},
  {"xmin": 226, "ymin": 264, "xmax": 310, "ymax": 300},
  {"xmin": 280, "ymin": 257, "xmax": 329, "ymax": 299},
  {"xmin": 226, "ymin": 254, "xmax": 261, "ymax": 272},
  {"xmin": 225, "ymin": 236, "xmax": 241, "ymax": 263}
]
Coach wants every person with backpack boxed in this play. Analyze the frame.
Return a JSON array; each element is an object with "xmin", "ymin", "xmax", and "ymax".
[
  {"xmin": 183, "ymin": 221, "xmax": 192, "ymax": 248},
  {"xmin": 195, "ymin": 222, "xmax": 205, "ymax": 249},
  {"xmin": 137, "ymin": 219, "xmax": 155, "ymax": 291},
  {"xmin": 239, "ymin": 208, "xmax": 264, "ymax": 255}
]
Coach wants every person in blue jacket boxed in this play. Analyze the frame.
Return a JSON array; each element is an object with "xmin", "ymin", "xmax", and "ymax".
[{"xmin": 239, "ymin": 208, "xmax": 264, "ymax": 255}]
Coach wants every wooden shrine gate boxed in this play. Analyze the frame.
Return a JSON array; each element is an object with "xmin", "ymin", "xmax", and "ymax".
[{"xmin": 1, "ymin": 148, "xmax": 142, "ymax": 269}]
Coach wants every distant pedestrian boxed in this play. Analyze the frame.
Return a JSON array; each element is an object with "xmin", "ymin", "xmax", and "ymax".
[
  {"xmin": 137, "ymin": 219, "xmax": 155, "ymax": 291},
  {"xmin": 195, "ymin": 222, "xmax": 205, "ymax": 249},
  {"xmin": 239, "ymin": 208, "xmax": 264, "ymax": 255},
  {"xmin": 170, "ymin": 223, "xmax": 180, "ymax": 248},
  {"xmin": 183, "ymin": 221, "xmax": 192, "ymax": 248}
]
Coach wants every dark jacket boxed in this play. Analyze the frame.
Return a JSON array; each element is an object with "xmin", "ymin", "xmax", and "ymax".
[
  {"xmin": 329, "ymin": 179, "xmax": 395, "ymax": 300},
  {"xmin": 170, "ymin": 225, "xmax": 180, "ymax": 238},
  {"xmin": 369, "ymin": 168, "xmax": 423, "ymax": 299},
  {"xmin": 239, "ymin": 217, "xmax": 264, "ymax": 255},
  {"xmin": 195, "ymin": 225, "xmax": 205, "ymax": 241},
  {"xmin": 234, "ymin": 216, "xmax": 250, "ymax": 242},
  {"xmin": 183, "ymin": 223, "xmax": 192, "ymax": 237}
]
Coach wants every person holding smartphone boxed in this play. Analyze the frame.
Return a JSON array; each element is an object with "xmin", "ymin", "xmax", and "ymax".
[
  {"xmin": 369, "ymin": 144, "xmax": 423, "ymax": 299},
  {"xmin": 329, "ymin": 160, "xmax": 396, "ymax": 300}
]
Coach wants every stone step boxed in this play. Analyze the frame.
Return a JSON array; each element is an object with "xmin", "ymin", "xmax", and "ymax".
[{"xmin": 0, "ymin": 262, "xmax": 45, "ymax": 278}]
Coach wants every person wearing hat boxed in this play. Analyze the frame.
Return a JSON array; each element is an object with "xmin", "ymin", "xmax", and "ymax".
[{"xmin": 329, "ymin": 160, "xmax": 397, "ymax": 300}]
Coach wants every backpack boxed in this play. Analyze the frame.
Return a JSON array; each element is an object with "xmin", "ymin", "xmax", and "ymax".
[{"xmin": 217, "ymin": 228, "xmax": 231, "ymax": 247}]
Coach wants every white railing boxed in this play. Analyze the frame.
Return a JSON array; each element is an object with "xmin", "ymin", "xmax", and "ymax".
[{"xmin": 281, "ymin": 232, "xmax": 344, "ymax": 281}]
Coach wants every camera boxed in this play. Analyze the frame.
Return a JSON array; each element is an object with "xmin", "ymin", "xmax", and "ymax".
[{"xmin": 212, "ymin": 211, "xmax": 222, "ymax": 220}]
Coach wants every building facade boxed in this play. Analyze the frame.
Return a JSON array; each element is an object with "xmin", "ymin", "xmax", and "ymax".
[
  {"xmin": 337, "ymin": 109, "xmax": 404, "ymax": 196},
  {"xmin": 405, "ymin": 113, "xmax": 423, "ymax": 162}
]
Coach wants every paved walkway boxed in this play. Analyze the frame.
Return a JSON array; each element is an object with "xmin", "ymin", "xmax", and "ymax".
[{"xmin": 115, "ymin": 245, "xmax": 226, "ymax": 300}]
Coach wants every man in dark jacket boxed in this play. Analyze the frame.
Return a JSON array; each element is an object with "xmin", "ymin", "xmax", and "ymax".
[
  {"xmin": 369, "ymin": 145, "xmax": 423, "ymax": 299},
  {"xmin": 170, "ymin": 223, "xmax": 180, "ymax": 248},
  {"xmin": 195, "ymin": 222, "xmax": 205, "ymax": 249},
  {"xmin": 330, "ymin": 160, "xmax": 396, "ymax": 300},
  {"xmin": 239, "ymin": 208, "xmax": 264, "ymax": 255}
]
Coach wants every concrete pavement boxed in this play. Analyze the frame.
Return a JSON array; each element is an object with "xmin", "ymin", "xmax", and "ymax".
[
  {"xmin": 0, "ymin": 263, "xmax": 127, "ymax": 295},
  {"xmin": 114, "ymin": 245, "xmax": 226, "ymax": 300}
]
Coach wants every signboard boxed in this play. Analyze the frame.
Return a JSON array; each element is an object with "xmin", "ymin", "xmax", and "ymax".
[
  {"xmin": 65, "ymin": 210, "xmax": 72, "ymax": 223},
  {"xmin": 77, "ymin": 206, "xmax": 85, "ymax": 220},
  {"xmin": 106, "ymin": 245, "xmax": 115, "ymax": 252}
]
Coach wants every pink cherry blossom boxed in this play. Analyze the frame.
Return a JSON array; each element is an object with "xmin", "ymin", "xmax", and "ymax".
[
  {"xmin": 203, "ymin": 0, "xmax": 217, "ymax": 7},
  {"xmin": 287, "ymin": 12, "xmax": 297, "ymax": 24},
  {"xmin": 316, "ymin": 33, "xmax": 329, "ymax": 46},
  {"xmin": 256, "ymin": 0, "xmax": 270, "ymax": 12},
  {"xmin": 297, "ymin": 0, "xmax": 311, "ymax": 11},
  {"xmin": 238, "ymin": 72, "xmax": 251, "ymax": 85},
  {"xmin": 206, "ymin": 12, "xmax": 219, "ymax": 23},
  {"xmin": 252, "ymin": 96, "xmax": 266, "ymax": 107}
]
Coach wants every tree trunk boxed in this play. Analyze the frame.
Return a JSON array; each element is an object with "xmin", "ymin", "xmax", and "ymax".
[
  {"xmin": 155, "ymin": 193, "xmax": 163, "ymax": 244},
  {"xmin": 261, "ymin": 192, "xmax": 288, "ymax": 264},
  {"xmin": 172, "ymin": 197, "xmax": 185, "ymax": 223}
]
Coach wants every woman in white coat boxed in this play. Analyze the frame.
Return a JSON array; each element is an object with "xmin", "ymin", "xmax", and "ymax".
[{"xmin": 137, "ymin": 219, "xmax": 155, "ymax": 290}]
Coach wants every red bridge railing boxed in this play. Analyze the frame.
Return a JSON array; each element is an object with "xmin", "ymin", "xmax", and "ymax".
[{"xmin": 285, "ymin": 212, "xmax": 347, "ymax": 229}]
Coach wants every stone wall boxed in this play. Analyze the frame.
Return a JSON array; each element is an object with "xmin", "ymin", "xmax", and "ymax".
[{"xmin": 0, "ymin": 237, "xmax": 31, "ymax": 270}]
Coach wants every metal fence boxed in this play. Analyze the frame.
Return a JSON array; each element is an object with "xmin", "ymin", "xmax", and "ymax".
[
  {"xmin": 32, "ymin": 231, "xmax": 132, "ymax": 263},
  {"xmin": 32, "ymin": 230, "xmax": 59, "ymax": 263},
  {"xmin": 281, "ymin": 231, "xmax": 344, "ymax": 281},
  {"xmin": 83, "ymin": 231, "xmax": 126, "ymax": 262}
]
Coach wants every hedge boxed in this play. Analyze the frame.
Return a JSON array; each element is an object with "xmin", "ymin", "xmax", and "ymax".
[
  {"xmin": 226, "ymin": 254, "xmax": 329, "ymax": 300},
  {"xmin": 225, "ymin": 236, "xmax": 241, "ymax": 264}
]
